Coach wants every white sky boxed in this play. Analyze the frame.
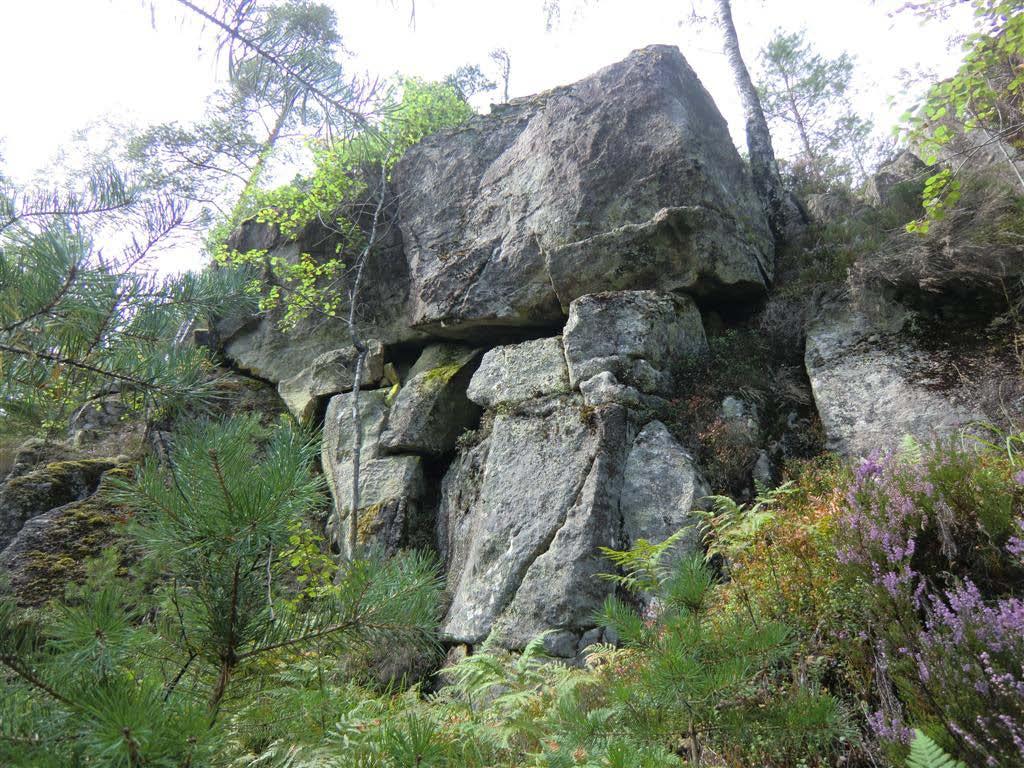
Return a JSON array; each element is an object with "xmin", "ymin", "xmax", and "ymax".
[{"xmin": 0, "ymin": 0, "xmax": 968, "ymax": 271}]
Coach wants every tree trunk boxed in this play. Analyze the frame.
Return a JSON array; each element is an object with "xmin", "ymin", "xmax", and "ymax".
[
  {"xmin": 712, "ymin": 0, "xmax": 788, "ymax": 243},
  {"xmin": 342, "ymin": 160, "xmax": 391, "ymax": 560}
]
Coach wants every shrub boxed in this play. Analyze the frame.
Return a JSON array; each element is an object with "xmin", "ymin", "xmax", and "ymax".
[{"xmin": 834, "ymin": 436, "xmax": 1024, "ymax": 765}]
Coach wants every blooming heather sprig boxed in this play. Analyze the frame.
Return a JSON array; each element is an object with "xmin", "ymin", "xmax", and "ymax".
[{"xmin": 914, "ymin": 583, "xmax": 1024, "ymax": 764}]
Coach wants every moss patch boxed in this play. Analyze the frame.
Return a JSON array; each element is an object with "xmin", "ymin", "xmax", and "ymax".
[
  {"xmin": 355, "ymin": 501, "xmax": 386, "ymax": 542},
  {"xmin": 3, "ymin": 467, "xmax": 131, "ymax": 607},
  {"xmin": 2, "ymin": 458, "xmax": 117, "ymax": 531},
  {"xmin": 419, "ymin": 363, "xmax": 464, "ymax": 387}
]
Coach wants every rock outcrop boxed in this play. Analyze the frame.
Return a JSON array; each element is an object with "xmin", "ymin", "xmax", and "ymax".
[
  {"xmin": 201, "ymin": 46, "xmax": 1005, "ymax": 656},
  {"xmin": 0, "ymin": 458, "xmax": 115, "ymax": 552},
  {"xmin": 805, "ymin": 302, "xmax": 985, "ymax": 457},
  {"xmin": 217, "ymin": 44, "xmax": 773, "ymax": 386},
  {"xmin": 466, "ymin": 336, "xmax": 572, "ymax": 408},
  {"xmin": 435, "ymin": 297, "xmax": 711, "ymax": 653},
  {"xmin": 864, "ymin": 150, "xmax": 928, "ymax": 209},
  {"xmin": 439, "ymin": 396, "xmax": 631, "ymax": 650},
  {"xmin": 396, "ymin": 45, "xmax": 772, "ymax": 339}
]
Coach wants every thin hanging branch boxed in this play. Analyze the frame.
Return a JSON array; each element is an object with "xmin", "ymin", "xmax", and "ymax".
[
  {"xmin": 172, "ymin": 0, "xmax": 370, "ymax": 133},
  {"xmin": 341, "ymin": 157, "xmax": 391, "ymax": 560}
]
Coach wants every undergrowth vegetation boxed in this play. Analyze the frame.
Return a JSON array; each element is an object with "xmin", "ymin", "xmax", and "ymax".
[{"xmin": 4, "ymin": 412, "xmax": 1021, "ymax": 766}]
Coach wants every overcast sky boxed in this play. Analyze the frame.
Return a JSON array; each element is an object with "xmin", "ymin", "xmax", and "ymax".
[{"xmin": 0, "ymin": 0, "xmax": 968, "ymax": 271}]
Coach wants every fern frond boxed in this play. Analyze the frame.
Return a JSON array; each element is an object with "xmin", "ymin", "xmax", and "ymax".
[{"xmin": 906, "ymin": 730, "xmax": 966, "ymax": 768}]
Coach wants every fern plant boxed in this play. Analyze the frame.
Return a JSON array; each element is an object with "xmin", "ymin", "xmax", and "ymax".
[
  {"xmin": 906, "ymin": 730, "xmax": 966, "ymax": 768},
  {"xmin": 700, "ymin": 481, "xmax": 796, "ymax": 563}
]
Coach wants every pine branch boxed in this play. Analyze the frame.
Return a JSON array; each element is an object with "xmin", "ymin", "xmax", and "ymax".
[{"xmin": 172, "ymin": 0, "xmax": 369, "ymax": 133}]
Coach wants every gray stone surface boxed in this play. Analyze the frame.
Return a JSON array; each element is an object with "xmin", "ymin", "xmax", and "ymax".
[
  {"xmin": 439, "ymin": 397, "xmax": 631, "ymax": 648},
  {"xmin": 563, "ymin": 290, "xmax": 708, "ymax": 395},
  {"xmin": 278, "ymin": 341, "xmax": 385, "ymax": 422},
  {"xmin": 805, "ymin": 303, "xmax": 985, "ymax": 457},
  {"xmin": 865, "ymin": 150, "xmax": 928, "ymax": 209},
  {"xmin": 578, "ymin": 372, "xmax": 672, "ymax": 411},
  {"xmin": 0, "ymin": 458, "xmax": 114, "ymax": 552},
  {"xmin": 619, "ymin": 421, "xmax": 709, "ymax": 559},
  {"xmin": 466, "ymin": 336, "xmax": 571, "ymax": 407},
  {"xmin": 379, "ymin": 344, "xmax": 482, "ymax": 456},
  {"xmin": 395, "ymin": 45, "xmax": 772, "ymax": 337},
  {"xmin": 321, "ymin": 390, "xmax": 424, "ymax": 558}
]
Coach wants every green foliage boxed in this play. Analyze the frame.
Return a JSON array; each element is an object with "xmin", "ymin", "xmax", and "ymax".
[
  {"xmin": 758, "ymin": 29, "xmax": 874, "ymax": 189},
  {"xmin": 0, "ymin": 415, "xmax": 445, "ymax": 766},
  {"xmin": 216, "ymin": 77, "xmax": 473, "ymax": 329},
  {"xmin": 905, "ymin": 168, "xmax": 962, "ymax": 234},
  {"xmin": 597, "ymin": 527, "xmax": 693, "ymax": 594},
  {"xmin": 906, "ymin": 729, "xmax": 967, "ymax": 768},
  {"xmin": 0, "ymin": 161, "xmax": 257, "ymax": 435},
  {"xmin": 594, "ymin": 550, "xmax": 851, "ymax": 766},
  {"xmin": 700, "ymin": 482, "xmax": 795, "ymax": 563},
  {"xmin": 901, "ymin": 1, "xmax": 1024, "ymax": 230}
]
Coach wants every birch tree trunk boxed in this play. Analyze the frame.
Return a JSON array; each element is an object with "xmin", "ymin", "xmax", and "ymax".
[{"xmin": 713, "ymin": 0, "xmax": 789, "ymax": 243}]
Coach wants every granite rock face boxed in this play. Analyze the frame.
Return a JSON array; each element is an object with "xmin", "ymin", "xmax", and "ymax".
[
  {"xmin": 563, "ymin": 290, "xmax": 708, "ymax": 396},
  {"xmin": 277, "ymin": 341, "xmax": 385, "ymax": 422},
  {"xmin": 619, "ymin": 421, "xmax": 709, "ymax": 560},
  {"xmin": 321, "ymin": 390, "xmax": 425, "ymax": 559},
  {"xmin": 439, "ymin": 397, "xmax": 631, "ymax": 649},
  {"xmin": 395, "ymin": 45, "xmax": 772, "ymax": 338},
  {"xmin": 864, "ymin": 150, "xmax": 928, "ymax": 209},
  {"xmin": 437, "ymin": 400, "xmax": 713, "ymax": 653},
  {"xmin": 0, "ymin": 458, "xmax": 115, "ymax": 552},
  {"xmin": 0, "ymin": 468, "xmax": 126, "ymax": 607},
  {"xmin": 379, "ymin": 344, "xmax": 482, "ymax": 457},
  {"xmin": 805, "ymin": 303, "xmax": 985, "ymax": 457},
  {"xmin": 218, "ymin": 211, "xmax": 423, "ymax": 385},
  {"xmin": 466, "ymin": 336, "xmax": 571, "ymax": 408}
]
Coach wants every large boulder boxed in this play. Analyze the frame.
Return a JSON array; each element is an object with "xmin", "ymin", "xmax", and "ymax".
[
  {"xmin": 563, "ymin": 290, "xmax": 708, "ymax": 397},
  {"xmin": 379, "ymin": 344, "xmax": 482, "ymax": 457},
  {"xmin": 438, "ymin": 402, "xmax": 712, "ymax": 653},
  {"xmin": 396, "ymin": 45, "xmax": 772, "ymax": 338},
  {"xmin": 277, "ymin": 341, "xmax": 385, "ymax": 423},
  {"xmin": 321, "ymin": 390, "xmax": 425, "ymax": 558},
  {"xmin": 805, "ymin": 302, "xmax": 985, "ymax": 457},
  {"xmin": 466, "ymin": 336, "xmax": 572, "ymax": 408},
  {"xmin": 439, "ymin": 397, "xmax": 631, "ymax": 650},
  {"xmin": 864, "ymin": 150, "xmax": 928, "ymax": 210}
]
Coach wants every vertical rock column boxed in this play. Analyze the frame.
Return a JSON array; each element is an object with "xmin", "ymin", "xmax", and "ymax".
[
  {"xmin": 438, "ymin": 290, "xmax": 712, "ymax": 655},
  {"xmin": 321, "ymin": 343, "xmax": 482, "ymax": 558}
]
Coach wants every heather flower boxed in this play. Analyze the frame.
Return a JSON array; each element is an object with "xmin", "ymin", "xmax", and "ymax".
[{"xmin": 866, "ymin": 710, "xmax": 913, "ymax": 744}]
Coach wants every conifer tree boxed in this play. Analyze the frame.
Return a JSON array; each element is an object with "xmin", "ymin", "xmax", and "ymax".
[
  {"xmin": 757, "ymin": 30, "xmax": 873, "ymax": 187},
  {"xmin": 0, "ymin": 163, "xmax": 254, "ymax": 435},
  {"xmin": 0, "ymin": 415, "xmax": 443, "ymax": 766}
]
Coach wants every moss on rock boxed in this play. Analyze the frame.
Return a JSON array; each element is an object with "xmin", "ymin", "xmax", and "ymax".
[{"xmin": 0, "ymin": 466, "xmax": 131, "ymax": 607}]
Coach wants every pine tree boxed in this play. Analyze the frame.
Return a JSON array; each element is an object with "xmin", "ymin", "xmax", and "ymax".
[
  {"xmin": 598, "ymin": 541, "xmax": 850, "ymax": 766},
  {"xmin": 0, "ymin": 163, "xmax": 254, "ymax": 435},
  {"xmin": 757, "ymin": 29, "xmax": 872, "ymax": 188},
  {"xmin": 0, "ymin": 415, "xmax": 443, "ymax": 766}
]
